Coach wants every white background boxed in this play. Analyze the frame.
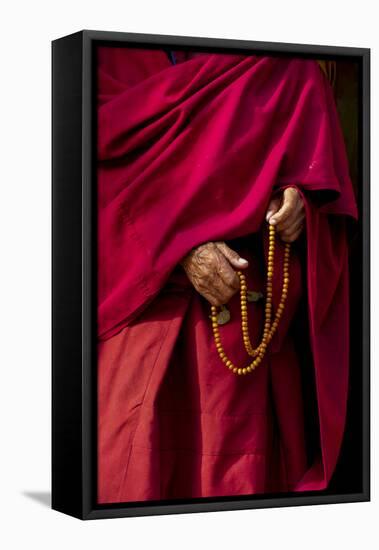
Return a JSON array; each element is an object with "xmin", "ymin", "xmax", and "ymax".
[{"xmin": 0, "ymin": 0, "xmax": 376, "ymax": 548}]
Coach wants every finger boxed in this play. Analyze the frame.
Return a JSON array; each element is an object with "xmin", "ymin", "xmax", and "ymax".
[
  {"xmin": 265, "ymin": 195, "xmax": 281, "ymax": 222},
  {"xmin": 216, "ymin": 253, "xmax": 241, "ymax": 291},
  {"xmin": 276, "ymin": 208, "xmax": 305, "ymax": 232},
  {"xmin": 282, "ymin": 214, "xmax": 305, "ymax": 236},
  {"xmin": 280, "ymin": 224, "xmax": 304, "ymax": 243},
  {"xmin": 278, "ymin": 211, "xmax": 305, "ymax": 236},
  {"xmin": 204, "ymin": 283, "xmax": 233, "ymax": 306},
  {"xmin": 196, "ymin": 260, "xmax": 234, "ymax": 305},
  {"xmin": 201, "ymin": 289, "xmax": 225, "ymax": 307},
  {"xmin": 215, "ymin": 242, "xmax": 249, "ymax": 270},
  {"xmin": 212, "ymin": 270, "xmax": 237, "ymax": 303},
  {"xmin": 269, "ymin": 187, "xmax": 298, "ymax": 227},
  {"xmin": 196, "ymin": 274, "xmax": 227, "ymax": 306}
]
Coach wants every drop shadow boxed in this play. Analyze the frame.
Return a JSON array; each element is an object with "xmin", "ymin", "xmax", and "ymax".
[{"xmin": 22, "ymin": 491, "xmax": 51, "ymax": 508}]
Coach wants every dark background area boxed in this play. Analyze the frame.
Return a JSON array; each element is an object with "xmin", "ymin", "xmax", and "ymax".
[{"xmin": 327, "ymin": 59, "xmax": 363, "ymax": 494}]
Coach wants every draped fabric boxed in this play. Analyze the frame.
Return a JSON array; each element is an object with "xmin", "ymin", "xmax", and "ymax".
[{"xmin": 97, "ymin": 47, "xmax": 357, "ymax": 503}]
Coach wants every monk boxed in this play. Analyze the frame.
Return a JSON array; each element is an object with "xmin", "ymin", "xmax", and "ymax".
[{"xmin": 97, "ymin": 47, "xmax": 358, "ymax": 503}]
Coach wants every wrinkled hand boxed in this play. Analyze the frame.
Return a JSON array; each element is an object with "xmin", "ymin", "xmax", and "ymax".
[
  {"xmin": 180, "ymin": 242, "xmax": 249, "ymax": 306},
  {"xmin": 266, "ymin": 187, "xmax": 305, "ymax": 242}
]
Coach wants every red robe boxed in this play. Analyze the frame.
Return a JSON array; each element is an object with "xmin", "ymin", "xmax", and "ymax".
[{"xmin": 97, "ymin": 47, "xmax": 358, "ymax": 503}]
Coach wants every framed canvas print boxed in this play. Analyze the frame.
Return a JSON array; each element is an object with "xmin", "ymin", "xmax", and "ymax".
[{"xmin": 52, "ymin": 30, "xmax": 370, "ymax": 520}]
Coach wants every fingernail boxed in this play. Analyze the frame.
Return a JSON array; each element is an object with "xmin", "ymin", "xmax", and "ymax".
[
  {"xmin": 269, "ymin": 217, "xmax": 277, "ymax": 225},
  {"xmin": 238, "ymin": 258, "xmax": 248, "ymax": 265},
  {"xmin": 266, "ymin": 211, "xmax": 273, "ymax": 221}
]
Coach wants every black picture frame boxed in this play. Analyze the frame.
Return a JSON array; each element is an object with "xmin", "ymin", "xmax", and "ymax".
[{"xmin": 52, "ymin": 30, "xmax": 370, "ymax": 520}]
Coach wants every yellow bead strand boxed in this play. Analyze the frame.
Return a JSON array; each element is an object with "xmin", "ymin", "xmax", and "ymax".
[{"xmin": 210, "ymin": 224, "xmax": 291, "ymax": 375}]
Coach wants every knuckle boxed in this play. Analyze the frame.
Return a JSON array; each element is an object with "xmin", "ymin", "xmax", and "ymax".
[
  {"xmin": 208, "ymin": 254, "xmax": 219, "ymax": 268},
  {"xmin": 228, "ymin": 249, "xmax": 239, "ymax": 260}
]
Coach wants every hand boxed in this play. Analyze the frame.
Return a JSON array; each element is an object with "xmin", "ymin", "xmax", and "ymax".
[
  {"xmin": 265, "ymin": 187, "xmax": 305, "ymax": 243},
  {"xmin": 180, "ymin": 241, "xmax": 249, "ymax": 306}
]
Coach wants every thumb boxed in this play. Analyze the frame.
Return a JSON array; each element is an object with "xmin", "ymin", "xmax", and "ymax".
[
  {"xmin": 215, "ymin": 242, "xmax": 249, "ymax": 269},
  {"xmin": 266, "ymin": 195, "xmax": 281, "ymax": 222},
  {"xmin": 269, "ymin": 187, "xmax": 297, "ymax": 226}
]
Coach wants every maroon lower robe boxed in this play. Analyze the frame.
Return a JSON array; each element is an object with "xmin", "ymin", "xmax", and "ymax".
[{"xmin": 96, "ymin": 47, "xmax": 358, "ymax": 503}]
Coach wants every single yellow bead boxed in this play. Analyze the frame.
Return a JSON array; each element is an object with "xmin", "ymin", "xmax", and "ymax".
[{"xmin": 237, "ymin": 368, "xmax": 243, "ymax": 375}]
